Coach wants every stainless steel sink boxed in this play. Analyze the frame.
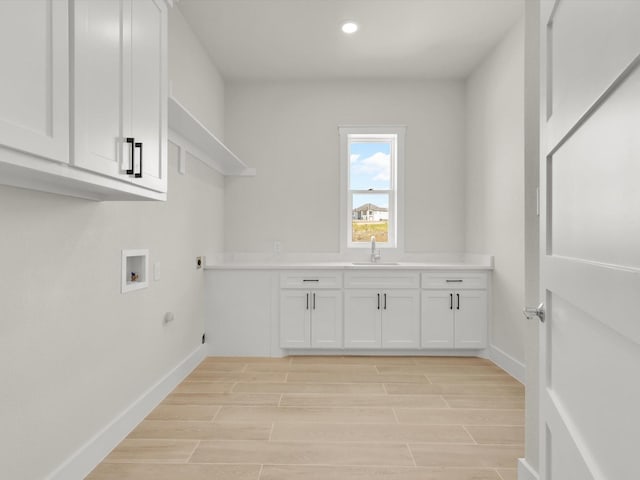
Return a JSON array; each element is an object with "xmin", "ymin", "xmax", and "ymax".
[{"xmin": 351, "ymin": 262, "xmax": 400, "ymax": 266}]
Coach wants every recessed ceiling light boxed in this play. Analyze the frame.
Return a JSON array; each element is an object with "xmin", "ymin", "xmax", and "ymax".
[{"xmin": 341, "ymin": 22, "xmax": 358, "ymax": 34}]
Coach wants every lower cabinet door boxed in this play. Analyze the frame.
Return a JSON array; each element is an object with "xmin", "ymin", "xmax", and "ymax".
[
  {"xmin": 344, "ymin": 290, "xmax": 381, "ymax": 348},
  {"xmin": 280, "ymin": 290, "xmax": 311, "ymax": 348},
  {"xmin": 454, "ymin": 290, "xmax": 487, "ymax": 348},
  {"xmin": 310, "ymin": 290, "xmax": 343, "ymax": 348},
  {"xmin": 421, "ymin": 290, "xmax": 455, "ymax": 348},
  {"xmin": 382, "ymin": 290, "xmax": 420, "ymax": 348}
]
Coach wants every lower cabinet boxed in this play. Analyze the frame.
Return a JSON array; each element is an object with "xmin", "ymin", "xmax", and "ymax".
[
  {"xmin": 421, "ymin": 272, "xmax": 488, "ymax": 348},
  {"xmin": 278, "ymin": 269, "xmax": 488, "ymax": 351},
  {"xmin": 279, "ymin": 271, "xmax": 343, "ymax": 349},
  {"xmin": 344, "ymin": 289, "xmax": 420, "ymax": 349}
]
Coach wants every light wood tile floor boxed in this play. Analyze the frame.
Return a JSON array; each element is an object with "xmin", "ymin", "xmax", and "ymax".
[{"xmin": 86, "ymin": 356, "xmax": 524, "ymax": 480}]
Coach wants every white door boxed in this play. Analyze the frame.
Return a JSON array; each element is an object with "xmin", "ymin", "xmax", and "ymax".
[
  {"xmin": 538, "ymin": 1, "xmax": 640, "ymax": 478},
  {"xmin": 421, "ymin": 290, "xmax": 454, "ymax": 348},
  {"xmin": 130, "ymin": 0, "xmax": 167, "ymax": 192},
  {"xmin": 73, "ymin": 0, "xmax": 129, "ymax": 178},
  {"xmin": 0, "ymin": 0, "xmax": 69, "ymax": 163},
  {"xmin": 381, "ymin": 290, "xmax": 420, "ymax": 348},
  {"xmin": 454, "ymin": 290, "xmax": 486, "ymax": 349},
  {"xmin": 344, "ymin": 290, "xmax": 381, "ymax": 348},
  {"xmin": 311, "ymin": 290, "xmax": 343, "ymax": 348},
  {"xmin": 279, "ymin": 291, "xmax": 310, "ymax": 348}
]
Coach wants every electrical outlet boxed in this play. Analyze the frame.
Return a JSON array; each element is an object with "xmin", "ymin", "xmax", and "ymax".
[{"xmin": 196, "ymin": 256, "xmax": 203, "ymax": 269}]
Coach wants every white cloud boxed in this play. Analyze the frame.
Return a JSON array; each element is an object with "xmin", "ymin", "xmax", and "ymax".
[
  {"xmin": 351, "ymin": 152, "xmax": 390, "ymax": 182},
  {"xmin": 350, "ymin": 154, "xmax": 360, "ymax": 163}
]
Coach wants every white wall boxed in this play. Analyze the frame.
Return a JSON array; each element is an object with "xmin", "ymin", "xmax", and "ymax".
[
  {"xmin": 0, "ymin": 8, "xmax": 226, "ymax": 479},
  {"xmin": 169, "ymin": 7, "xmax": 225, "ymax": 139},
  {"xmin": 465, "ymin": 20, "xmax": 526, "ymax": 367},
  {"xmin": 224, "ymin": 80, "xmax": 466, "ymax": 254}
]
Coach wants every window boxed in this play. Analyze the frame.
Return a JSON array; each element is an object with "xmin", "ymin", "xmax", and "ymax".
[{"xmin": 339, "ymin": 126, "xmax": 405, "ymax": 251}]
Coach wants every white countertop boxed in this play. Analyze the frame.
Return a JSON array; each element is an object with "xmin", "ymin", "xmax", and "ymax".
[{"xmin": 204, "ymin": 259, "xmax": 493, "ymax": 271}]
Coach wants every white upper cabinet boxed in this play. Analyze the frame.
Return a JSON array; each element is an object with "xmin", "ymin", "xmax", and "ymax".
[
  {"xmin": 0, "ymin": 0, "xmax": 69, "ymax": 163},
  {"xmin": 0, "ymin": 0, "xmax": 167, "ymax": 200},
  {"xmin": 73, "ymin": 0, "xmax": 167, "ymax": 193}
]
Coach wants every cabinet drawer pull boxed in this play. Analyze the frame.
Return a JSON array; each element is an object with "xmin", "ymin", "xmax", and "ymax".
[
  {"xmin": 446, "ymin": 279, "xmax": 463, "ymax": 283},
  {"xmin": 134, "ymin": 142, "xmax": 143, "ymax": 178},
  {"xmin": 126, "ymin": 137, "xmax": 135, "ymax": 174},
  {"xmin": 450, "ymin": 293, "xmax": 453, "ymax": 310},
  {"xmin": 303, "ymin": 279, "xmax": 319, "ymax": 282},
  {"xmin": 456, "ymin": 293, "xmax": 460, "ymax": 310}
]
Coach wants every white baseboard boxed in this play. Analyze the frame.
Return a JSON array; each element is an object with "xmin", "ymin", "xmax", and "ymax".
[
  {"xmin": 46, "ymin": 344, "xmax": 207, "ymax": 480},
  {"xmin": 518, "ymin": 458, "xmax": 540, "ymax": 480},
  {"xmin": 489, "ymin": 344, "xmax": 525, "ymax": 383}
]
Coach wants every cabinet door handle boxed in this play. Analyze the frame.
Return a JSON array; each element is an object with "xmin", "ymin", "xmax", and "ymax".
[
  {"xmin": 446, "ymin": 279, "xmax": 463, "ymax": 283},
  {"xmin": 126, "ymin": 137, "xmax": 135, "ymax": 174},
  {"xmin": 313, "ymin": 293, "xmax": 316, "ymax": 310},
  {"xmin": 384, "ymin": 293, "xmax": 387, "ymax": 310},
  {"xmin": 306, "ymin": 293, "xmax": 309, "ymax": 310},
  {"xmin": 134, "ymin": 142, "xmax": 143, "ymax": 178},
  {"xmin": 377, "ymin": 293, "xmax": 380, "ymax": 310},
  {"xmin": 450, "ymin": 293, "xmax": 453, "ymax": 310},
  {"xmin": 456, "ymin": 293, "xmax": 460, "ymax": 310},
  {"xmin": 303, "ymin": 279, "xmax": 319, "ymax": 282}
]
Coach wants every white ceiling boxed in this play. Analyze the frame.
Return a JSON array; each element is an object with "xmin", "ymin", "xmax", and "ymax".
[{"xmin": 178, "ymin": 0, "xmax": 524, "ymax": 81}]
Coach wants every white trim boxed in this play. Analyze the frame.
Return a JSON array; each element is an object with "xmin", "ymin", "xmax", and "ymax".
[
  {"xmin": 518, "ymin": 458, "xmax": 540, "ymax": 480},
  {"xmin": 488, "ymin": 344, "xmax": 526, "ymax": 384},
  {"xmin": 46, "ymin": 345, "xmax": 206, "ymax": 480},
  {"xmin": 121, "ymin": 249, "xmax": 149, "ymax": 293},
  {"xmin": 339, "ymin": 125, "xmax": 406, "ymax": 254}
]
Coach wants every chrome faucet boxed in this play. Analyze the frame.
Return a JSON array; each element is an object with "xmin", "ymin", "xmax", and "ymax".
[{"xmin": 370, "ymin": 236, "xmax": 381, "ymax": 263}]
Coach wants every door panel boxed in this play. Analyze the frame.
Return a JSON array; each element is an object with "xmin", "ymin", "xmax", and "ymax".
[
  {"xmin": 548, "ymin": 0, "xmax": 640, "ymax": 147},
  {"xmin": 421, "ymin": 291, "xmax": 454, "ymax": 348},
  {"xmin": 540, "ymin": 1, "xmax": 640, "ymax": 478},
  {"xmin": 382, "ymin": 290, "xmax": 420, "ymax": 349},
  {"xmin": 550, "ymin": 65, "xmax": 640, "ymax": 269},
  {"xmin": 344, "ymin": 290, "xmax": 381, "ymax": 348},
  {"xmin": 454, "ymin": 291, "xmax": 487, "ymax": 349},
  {"xmin": 311, "ymin": 290, "xmax": 343, "ymax": 348},
  {"xmin": 73, "ymin": 0, "xmax": 128, "ymax": 177},
  {"xmin": 0, "ymin": 0, "xmax": 68, "ymax": 162},
  {"xmin": 280, "ymin": 291, "xmax": 310, "ymax": 348},
  {"xmin": 130, "ymin": 0, "xmax": 166, "ymax": 191}
]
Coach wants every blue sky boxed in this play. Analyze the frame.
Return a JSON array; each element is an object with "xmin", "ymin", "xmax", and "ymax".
[{"xmin": 350, "ymin": 141, "xmax": 391, "ymax": 208}]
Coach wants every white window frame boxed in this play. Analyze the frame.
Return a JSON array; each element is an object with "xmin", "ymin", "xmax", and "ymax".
[{"xmin": 339, "ymin": 125, "xmax": 406, "ymax": 253}]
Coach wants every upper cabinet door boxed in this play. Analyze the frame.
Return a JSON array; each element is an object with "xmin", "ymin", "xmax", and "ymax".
[
  {"xmin": 129, "ymin": 0, "xmax": 167, "ymax": 193},
  {"xmin": 73, "ymin": 0, "xmax": 128, "ymax": 178},
  {"xmin": 73, "ymin": 0, "xmax": 167, "ymax": 193},
  {"xmin": 0, "ymin": 0, "xmax": 69, "ymax": 163}
]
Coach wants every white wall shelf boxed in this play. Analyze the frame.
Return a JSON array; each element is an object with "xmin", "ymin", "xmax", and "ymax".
[
  {"xmin": 168, "ymin": 96, "xmax": 255, "ymax": 176},
  {"xmin": 122, "ymin": 249, "xmax": 149, "ymax": 293}
]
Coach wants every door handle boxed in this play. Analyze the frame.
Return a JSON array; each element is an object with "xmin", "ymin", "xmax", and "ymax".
[
  {"xmin": 306, "ymin": 293, "xmax": 309, "ymax": 310},
  {"xmin": 449, "ymin": 293, "xmax": 453, "ymax": 310},
  {"xmin": 523, "ymin": 303, "xmax": 545, "ymax": 323},
  {"xmin": 313, "ymin": 293, "xmax": 316, "ymax": 310},
  {"xmin": 377, "ymin": 293, "xmax": 380, "ymax": 310},
  {"xmin": 384, "ymin": 293, "xmax": 387, "ymax": 310},
  {"xmin": 126, "ymin": 137, "xmax": 135, "ymax": 174},
  {"xmin": 134, "ymin": 142, "xmax": 143, "ymax": 178},
  {"xmin": 456, "ymin": 293, "xmax": 460, "ymax": 310}
]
